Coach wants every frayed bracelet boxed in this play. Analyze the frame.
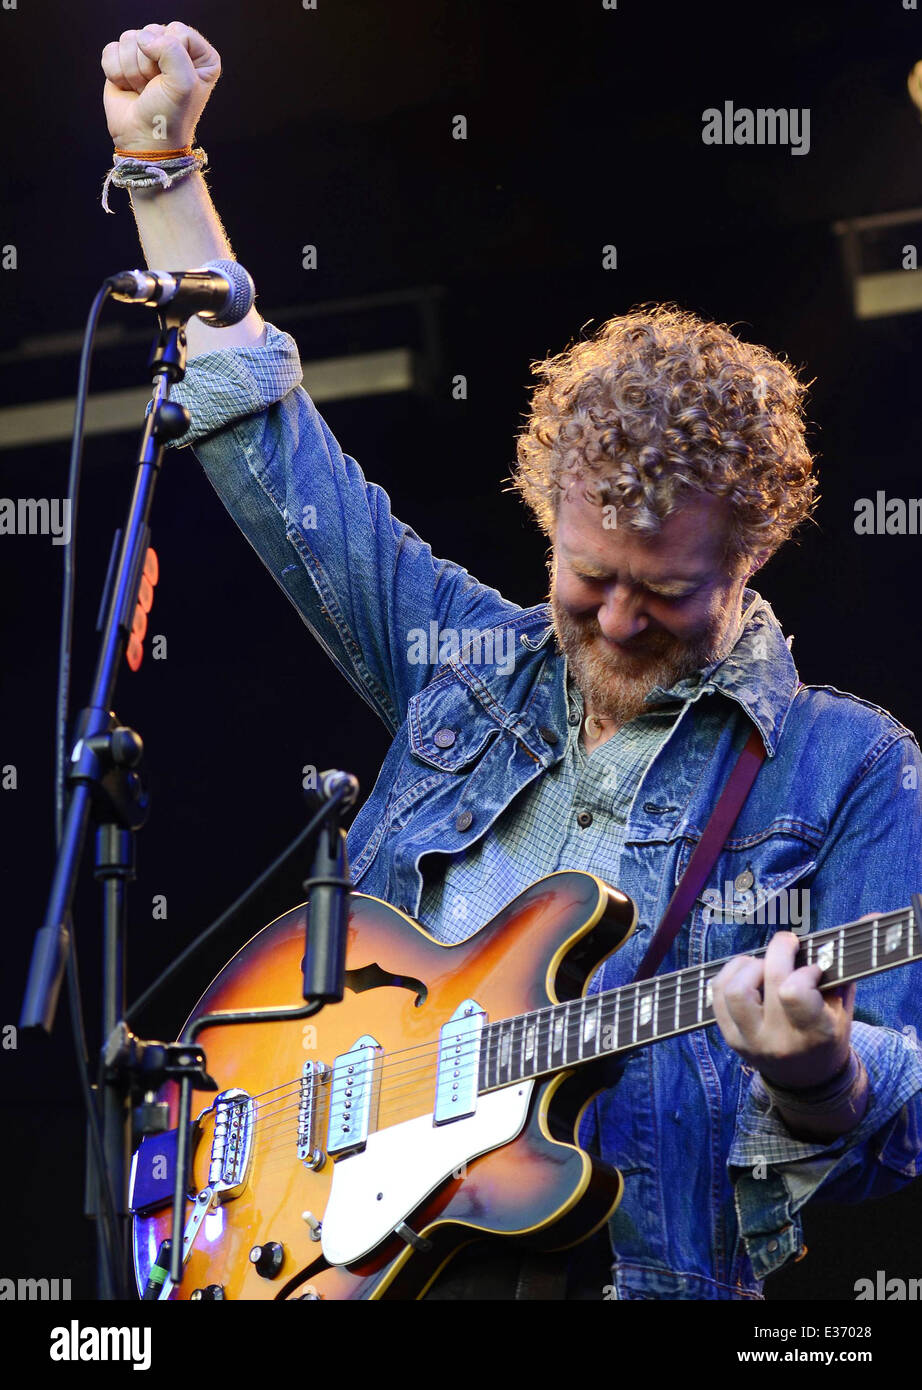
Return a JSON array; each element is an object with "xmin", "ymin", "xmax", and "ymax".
[{"xmin": 101, "ymin": 147, "xmax": 208, "ymax": 214}]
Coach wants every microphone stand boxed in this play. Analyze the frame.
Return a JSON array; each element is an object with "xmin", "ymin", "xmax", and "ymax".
[
  {"xmin": 21, "ymin": 290, "xmax": 358, "ymax": 1300},
  {"xmin": 20, "ymin": 309, "xmax": 198, "ymax": 1298}
]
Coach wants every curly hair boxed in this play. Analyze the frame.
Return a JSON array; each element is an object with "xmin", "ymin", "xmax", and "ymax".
[{"xmin": 510, "ymin": 303, "xmax": 819, "ymax": 565}]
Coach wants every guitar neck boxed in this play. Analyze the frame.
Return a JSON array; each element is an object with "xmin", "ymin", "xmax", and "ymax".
[{"xmin": 479, "ymin": 901, "xmax": 922, "ymax": 1093}]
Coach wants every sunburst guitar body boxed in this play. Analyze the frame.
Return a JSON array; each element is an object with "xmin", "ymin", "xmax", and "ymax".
[{"xmin": 131, "ymin": 870, "xmax": 634, "ymax": 1300}]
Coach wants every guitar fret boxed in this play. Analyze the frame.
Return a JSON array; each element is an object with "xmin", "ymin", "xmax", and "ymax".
[
  {"xmin": 499, "ymin": 1019, "xmax": 514, "ymax": 1084},
  {"xmin": 705, "ymin": 968, "xmax": 714, "ymax": 1020},
  {"xmin": 566, "ymin": 999, "xmax": 579, "ymax": 1065},
  {"xmin": 599, "ymin": 995, "xmax": 614, "ymax": 1054},
  {"xmin": 550, "ymin": 1005, "xmax": 565, "ymax": 1068},
  {"xmin": 584, "ymin": 995, "xmax": 601, "ymax": 1057},
  {"xmin": 532, "ymin": 1011, "xmax": 548, "ymax": 1077},
  {"xmin": 513, "ymin": 1015, "xmax": 526, "ymax": 1082},
  {"xmin": 523, "ymin": 1012, "xmax": 538, "ymax": 1073},
  {"xmin": 488, "ymin": 1023, "xmax": 498, "ymax": 1089}
]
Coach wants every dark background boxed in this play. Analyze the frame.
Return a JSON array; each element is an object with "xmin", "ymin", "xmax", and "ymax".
[{"xmin": 2, "ymin": 0, "xmax": 922, "ymax": 1303}]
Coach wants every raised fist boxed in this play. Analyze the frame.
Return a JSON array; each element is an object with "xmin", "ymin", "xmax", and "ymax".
[{"xmin": 101, "ymin": 21, "xmax": 220, "ymax": 152}]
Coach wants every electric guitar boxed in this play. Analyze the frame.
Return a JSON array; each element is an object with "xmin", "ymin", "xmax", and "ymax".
[{"xmin": 130, "ymin": 870, "xmax": 922, "ymax": 1300}]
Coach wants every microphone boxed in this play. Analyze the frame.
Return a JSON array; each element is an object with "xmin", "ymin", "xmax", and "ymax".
[
  {"xmin": 305, "ymin": 769, "xmax": 360, "ymax": 813},
  {"xmin": 105, "ymin": 258, "xmax": 255, "ymax": 327}
]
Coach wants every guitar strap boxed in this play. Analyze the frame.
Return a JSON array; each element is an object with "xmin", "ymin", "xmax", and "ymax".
[{"xmin": 631, "ymin": 723, "xmax": 767, "ymax": 983}]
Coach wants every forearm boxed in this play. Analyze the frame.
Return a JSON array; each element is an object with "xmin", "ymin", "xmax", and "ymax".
[{"xmin": 128, "ymin": 172, "xmax": 265, "ymax": 358}]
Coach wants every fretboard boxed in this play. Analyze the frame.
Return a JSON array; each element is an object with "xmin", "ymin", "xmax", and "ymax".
[{"xmin": 478, "ymin": 901, "xmax": 922, "ymax": 1092}]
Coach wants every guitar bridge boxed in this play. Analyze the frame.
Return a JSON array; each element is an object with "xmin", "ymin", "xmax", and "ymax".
[
  {"xmin": 206, "ymin": 1089, "xmax": 254, "ymax": 1195},
  {"xmin": 297, "ymin": 1060, "xmax": 330, "ymax": 1169}
]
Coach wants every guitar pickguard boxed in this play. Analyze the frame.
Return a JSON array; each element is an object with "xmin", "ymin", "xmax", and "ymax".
[{"xmin": 321, "ymin": 1081, "xmax": 534, "ymax": 1265}]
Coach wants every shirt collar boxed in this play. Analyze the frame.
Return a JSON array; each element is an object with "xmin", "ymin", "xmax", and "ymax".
[{"xmin": 642, "ymin": 588, "xmax": 798, "ymax": 755}]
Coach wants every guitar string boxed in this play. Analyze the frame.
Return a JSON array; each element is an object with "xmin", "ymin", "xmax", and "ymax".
[
  {"xmin": 193, "ymin": 920, "xmax": 918, "ymax": 1160},
  {"xmin": 215, "ymin": 919, "xmax": 917, "ymax": 1134},
  {"xmin": 222, "ymin": 912, "xmax": 912, "ymax": 1127}
]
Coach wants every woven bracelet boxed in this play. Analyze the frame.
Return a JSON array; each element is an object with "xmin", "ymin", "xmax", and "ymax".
[{"xmin": 101, "ymin": 147, "xmax": 208, "ymax": 214}]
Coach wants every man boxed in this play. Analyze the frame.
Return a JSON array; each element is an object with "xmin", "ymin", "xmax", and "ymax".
[{"xmin": 103, "ymin": 21, "xmax": 922, "ymax": 1299}]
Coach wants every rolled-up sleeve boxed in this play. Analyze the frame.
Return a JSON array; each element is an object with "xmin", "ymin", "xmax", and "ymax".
[{"xmin": 167, "ymin": 322, "xmax": 305, "ymax": 446}]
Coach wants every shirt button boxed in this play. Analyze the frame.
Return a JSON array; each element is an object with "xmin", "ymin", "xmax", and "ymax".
[
  {"xmin": 434, "ymin": 728, "xmax": 456, "ymax": 749},
  {"xmin": 577, "ymin": 811, "xmax": 593, "ymax": 829},
  {"xmin": 538, "ymin": 726, "xmax": 559, "ymax": 745},
  {"xmin": 456, "ymin": 810, "xmax": 473, "ymax": 832},
  {"xmin": 568, "ymin": 710, "xmax": 581, "ymax": 727}
]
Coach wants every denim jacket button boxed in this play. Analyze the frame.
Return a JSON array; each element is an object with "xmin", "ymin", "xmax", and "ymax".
[
  {"xmin": 456, "ymin": 810, "xmax": 473, "ymax": 832},
  {"xmin": 767, "ymin": 1239, "xmax": 779, "ymax": 1253},
  {"xmin": 735, "ymin": 868, "xmax": 754, "ymax": 890},
  {"xmin": 434, "ymin": 727, "xmax": 457, "ymax": 749},
  {"xmin": 538, "ymin": 726, "xmax": 559, "ymax": 745}
]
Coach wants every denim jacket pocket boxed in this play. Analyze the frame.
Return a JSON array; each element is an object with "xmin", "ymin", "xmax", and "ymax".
[
  {"xmin": 674, "ymin": 822, "xmax": 820, "ymax": 961},
  {"xmin": 407, "ymin": 675, "xmax": 501, "ymax": 772}
]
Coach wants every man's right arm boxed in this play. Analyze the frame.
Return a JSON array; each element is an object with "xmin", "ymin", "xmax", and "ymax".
[
  {"xmin": 101, "ymin": 21, "xmax": 264, "ymax": 358},
  {"xmin": 101, "ymin": 22, "xmax": 525, "ymax": 733}
]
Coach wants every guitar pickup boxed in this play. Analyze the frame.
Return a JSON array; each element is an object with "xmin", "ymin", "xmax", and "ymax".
[
  {"xmin": 327, "ymin": 1035, "xmax": 381, "ymax": 1156},
  {"xmin": 434, "ymin": 999, "xmax": 485, "ymax": 1125}
]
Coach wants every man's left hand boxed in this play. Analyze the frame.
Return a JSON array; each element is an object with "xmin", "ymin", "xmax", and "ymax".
[{"xmin": 710, "ymin": 929, "xmax": 855, "ymax": 1089}]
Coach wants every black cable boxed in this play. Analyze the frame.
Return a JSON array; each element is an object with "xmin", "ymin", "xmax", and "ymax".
[
  {"xmin": 52, "ymin": 284, "xmax": 124, "ymax": 1295},
  {"xmin": 55, "ymin": 284, "xmax": 108, "ymax": 847},
  {"xmin": 125, "ymin": 789, "xmax": 351, "ymax": 1026}
]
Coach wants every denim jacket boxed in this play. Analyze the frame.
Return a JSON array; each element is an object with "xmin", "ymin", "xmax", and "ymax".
[{"xmin": 171, "ymin": 323, "xmax": 922, "ymax": 1300}]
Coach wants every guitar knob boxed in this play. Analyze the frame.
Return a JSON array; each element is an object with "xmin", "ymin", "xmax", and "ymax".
[
  {"xmin": 190, "ymin": 1285, "xmax": 225, "ymax": 1300},
  {"xmin": 249, "ymin": 1241, "xmax": 285, "ymax": 1279}
]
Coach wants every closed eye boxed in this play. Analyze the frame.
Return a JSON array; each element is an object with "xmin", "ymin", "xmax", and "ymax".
[{"xmin": 573, "ymin": 571, "xmax": 698, "ymax": 603}]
